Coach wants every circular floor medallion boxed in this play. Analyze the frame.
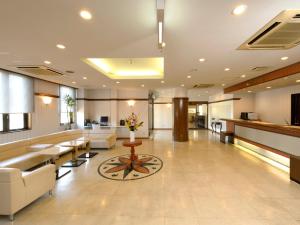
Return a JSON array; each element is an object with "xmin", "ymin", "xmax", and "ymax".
[{"xmin": 98, "ymin": 154, "xmax": 163, "ymax": 181}]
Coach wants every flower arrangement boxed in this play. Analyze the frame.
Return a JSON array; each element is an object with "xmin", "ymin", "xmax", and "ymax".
[{"xmin": 125, "ymin": 112, "xmax": 143, "ymax": 131}]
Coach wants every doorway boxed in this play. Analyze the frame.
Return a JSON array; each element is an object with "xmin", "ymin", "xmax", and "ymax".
[{"xmin": 188, "ymin": 102, "xmax": 208, "ymax": 129}]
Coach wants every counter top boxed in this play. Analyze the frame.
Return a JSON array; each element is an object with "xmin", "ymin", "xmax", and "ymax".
[{"xmin": 221, "ymin": 118, "xmax": 300, "ymax": 138}]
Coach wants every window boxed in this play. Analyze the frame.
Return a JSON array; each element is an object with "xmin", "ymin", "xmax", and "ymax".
[
  {"xmin": 0, "ymin": 69, "xmax": 33, "ymax": 133},
  {"xmin": 0, "ymin": 114, "xmax": 3, "ymax": 132},
  {"xmin": 60, "ymin": 86, "xmax": 76, "ymax": 124},
  {"xmin": 0, "ymin": 113, "xmax": 30, "ymax": 133},
  {"xmin": 9, "ymin": 113, "xmax": 25, "ymax": 130}
]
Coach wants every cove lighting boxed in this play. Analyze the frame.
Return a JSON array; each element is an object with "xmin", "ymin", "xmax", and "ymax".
[
  {"xmin": 234, "ymin": 141, "xmax": 289, "ymax": 173},
  {"xmin": 83, "ymin": 58, "xmax": 164, "ymax": 79},
  {"xmin": 115, "ymin": 70, "xmax": 160, "ymax": 77}
]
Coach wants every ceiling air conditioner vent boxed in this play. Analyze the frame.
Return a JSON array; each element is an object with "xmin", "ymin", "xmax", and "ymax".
[
  {"xmin": 238, "ymin": 10, "xmax": 300, "ymax": 50},
  {"xmin": 293, "ymin": 14, "xmax": 300, "ymax": 19},
  {"xmin": 15, "ymin": 65, "xmax": 64, "ymax": 76},
  {"xmin": 193, "ymin": 84, "xmax": 214, "ymax": 89},
  {"xmin": 251, "ymin": 66, "xmax": 269, "ymax": 72}
]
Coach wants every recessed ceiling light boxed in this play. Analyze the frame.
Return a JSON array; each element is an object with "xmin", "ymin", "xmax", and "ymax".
[
  {"xmin": 199, "ymin": 58, "xmax": 206, "ymax": 62},
  {"xmin": 56, "ymin": 44, "xmax": 66, "ymax": 49},
  {"xmin": 296, "ymin": 80, "xmax": 300, "ymax": 83},
  {"xmin": 248, "ymin": 90, "xmax": 252, "ymax": 93},
  {"xmin": 44, "ymin": 60, "xmax": 51, "ymax": 65},
  {"xmin": 181, "ymin": 84, "xmax": 185, "ymax": 87},
  {"xmin": 72, "ymin": 81, "xmax": 76, "ymax": 84},
  {"xmin": 232, "ymin": 5, "xmax": 247, "ymax": 16},
  {"xmin": 198, "ymin": 94, "xmax": 201, "ymax": 97},
  {"xmin": 161, "ymin": 42, "xmax": 166, "ymax": 48},
  {"xmin": 266, "ymin": 86, "xmax": 272, "ymax": 89},
  {"xmin": 102, "ymin": 84, "xmax": 106, "ymax": 88},
  {"xmin": 116, "ymin": 81, "xmax": 120, "ymax": 84},
  {"xmin": 141, "ymin": 84, "xmax": 145, "ymax": 87},
  {"xmin": 241, "ymin": 74, "xmax": 246, "ymax": 78},
  {"xmin": 222, "ymin": 84, "xmax": 226, "ymax": 86},
  {"xmin": 281, "ymin": 56, "xmax": 289, "ymax": 61},
  {"xmin": 83, "ymin": 76, "xmax": 87, "ymax": 80},
  {"xmin": 225, "ymin": 68, "xmax": 230, "ymax": 71},
  {"xmin": 161, "ymin": 80, "xmax": 165, "ymax": 84},
  {"xmin": 187, "ymin": 75, "xmax": 191, "ymax": 79},
  {"xmin": 80, "ymin": 10, "xmax": 92, "ymax": 20}
]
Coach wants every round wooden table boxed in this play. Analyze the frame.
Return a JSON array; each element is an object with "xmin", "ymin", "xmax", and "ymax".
[{"xmin": 122, "ymin": 140, "xmax": 142, "ymax": 161}]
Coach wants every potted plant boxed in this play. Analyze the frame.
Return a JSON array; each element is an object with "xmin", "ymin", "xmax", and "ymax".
[
  {"xmin": 125, "ymin": 112, "xmax": 143, "ymax": 142},
  {"xmin": 64, "ymin": 94, "xmax": 76, "ymax": 129}
]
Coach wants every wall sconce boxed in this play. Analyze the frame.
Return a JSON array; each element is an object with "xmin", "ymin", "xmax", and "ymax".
[
  {"xmin": 42, "ymin": 96, "xmax": 52, "ymax": 105},
  {"xmin": 127, "ymin": 100, "xmax": 136, "ymax": 107}
]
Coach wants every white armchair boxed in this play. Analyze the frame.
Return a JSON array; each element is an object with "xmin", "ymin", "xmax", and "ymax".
[{"xmin": 0, "ymin": 164, "xmax": 56, "ymax": 220}]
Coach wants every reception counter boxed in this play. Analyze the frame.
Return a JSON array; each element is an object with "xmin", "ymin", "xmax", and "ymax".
[{"xmin": 221, "ymin": 119, "xmax": 300, "ymax": 182}]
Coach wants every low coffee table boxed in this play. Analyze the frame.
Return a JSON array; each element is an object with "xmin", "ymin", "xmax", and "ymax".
[
  {"xmin": 58, "ymin": 140, "xmax": 87, "ymax": 167},
  {"xmin": 76, "ymin": 137, "xmax": 97, "ymax": 159},
  {"xmin": 38, "ymin": 146, "xmax": 74, "ymax": 179}
]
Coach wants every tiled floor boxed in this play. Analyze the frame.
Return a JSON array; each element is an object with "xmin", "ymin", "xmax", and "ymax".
[{"xmin": 1, "ymin": 130, "xmax": 300, "ymax": 225}]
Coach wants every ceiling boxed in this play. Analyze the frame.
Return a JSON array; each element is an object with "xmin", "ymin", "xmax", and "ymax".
[{"xmin": 0, "ymin": 0, "xmax": 300, "ymax": 92}]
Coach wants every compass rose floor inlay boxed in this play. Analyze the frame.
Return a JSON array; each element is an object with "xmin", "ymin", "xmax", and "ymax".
[{"xmin": 98, "ymin": 154, "xmax": 163, "ymax": 181}]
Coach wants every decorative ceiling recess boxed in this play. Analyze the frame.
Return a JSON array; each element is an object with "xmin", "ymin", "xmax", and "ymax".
[
  {"xmin": 14, "ymin": 65, "xmax": 64, "ymax": 76},
  {"xmin": 193, "ymin": 84, "xmax": 214, "ymax": 88},
  {"xmin": 82, "ymin": 57, "xmax": 164, "ymax": 80},
  {"xmin": 239, "ymin": 10, "xmax": 300, "ymax": 50}
]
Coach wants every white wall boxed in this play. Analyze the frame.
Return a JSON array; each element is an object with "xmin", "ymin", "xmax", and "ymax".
[
  {"xmin": 82, "ymin": 88, "xmax": 149, "ymax": 138},
  {"xmin": 207, "ymin": 92, "xmax": 255, "ymax": 131},
  {"xmin": 233, "ymin": 93, "xmax": 255, "ymax": 119},
  {"xmin": 255, "ymin": 84, "xmax": 300, "ymax": 125},
  {"xmin": 0, "ymin": 79, "xmax": 63, "ymax": 144},
  {"xmin": 154, "ymin": 104, "xmax": 173, "ymax": 129}
]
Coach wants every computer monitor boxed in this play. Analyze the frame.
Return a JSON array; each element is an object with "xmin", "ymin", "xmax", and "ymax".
[{"xmin": 100, "ymin": 116, "xmax": 109, "ymax": 126}]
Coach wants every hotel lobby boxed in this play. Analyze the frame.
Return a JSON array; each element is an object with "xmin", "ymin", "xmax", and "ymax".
[{"xmin": 1, "ymin": 0, "xmax": 300, "ymax": 224}]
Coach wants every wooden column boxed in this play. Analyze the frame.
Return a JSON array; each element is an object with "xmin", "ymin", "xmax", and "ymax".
[{"xmin": 173, "ymin": 97, "xmax": 188, "ymax": 142}]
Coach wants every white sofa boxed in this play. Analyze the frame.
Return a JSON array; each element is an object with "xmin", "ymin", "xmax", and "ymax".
[
  {"xmin": 84, "ymin": 128, "xmax": 117, "ymax": 149},
  {"xmin": 0, "ymin": 164, "xmax": 56, "ymax": 220}
]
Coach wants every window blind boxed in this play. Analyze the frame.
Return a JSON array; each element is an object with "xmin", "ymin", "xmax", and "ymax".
[{"xmin": 0, "ymin": 69, "xmax": 34, "ymax": 113}]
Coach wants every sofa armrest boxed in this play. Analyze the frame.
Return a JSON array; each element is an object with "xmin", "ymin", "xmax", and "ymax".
[
  {"xmin": 22, "ymin": 164, "xmax": 56, "ymax": 201},
  {"xmin": 22, "ymin": 164, "xmax": 55, "ymax": 186}
]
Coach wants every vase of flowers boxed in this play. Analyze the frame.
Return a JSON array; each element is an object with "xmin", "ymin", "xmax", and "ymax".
[{"xmin": 125, "ymin": 112, "xmax": 143, "ymax": 142}]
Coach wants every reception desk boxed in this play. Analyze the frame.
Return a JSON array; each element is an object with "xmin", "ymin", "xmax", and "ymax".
[{"xmin": 221, "ymin": 119, "xmax": 300, "ymax": 183}]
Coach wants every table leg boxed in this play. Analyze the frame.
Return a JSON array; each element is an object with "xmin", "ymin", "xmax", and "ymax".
[
  {"xmin": 78, "ymin": 141, "xmax": 98, "ymax": 159},
  {"xmin": 130, "ymin": 146, "xmax": 138, "ymax": 161}
]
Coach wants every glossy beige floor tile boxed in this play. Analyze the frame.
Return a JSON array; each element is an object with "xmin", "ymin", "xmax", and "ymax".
[{"xmin": 0, "ymin": 130, "xmax": 300, "ymax": 225}]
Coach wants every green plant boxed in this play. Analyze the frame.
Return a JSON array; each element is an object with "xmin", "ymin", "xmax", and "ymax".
[{"xmin": 64, "ymin": 94, "xmax": 76, "ymax": 125}]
